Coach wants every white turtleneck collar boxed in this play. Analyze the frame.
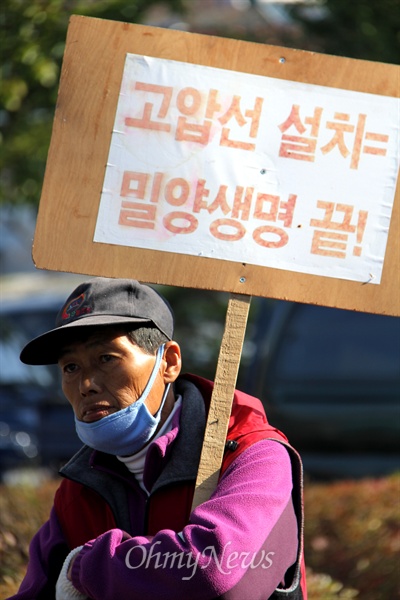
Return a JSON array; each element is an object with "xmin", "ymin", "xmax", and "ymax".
[{"xmin": 117, "ymin": 396, "xmax": 182, "ymax": 494}]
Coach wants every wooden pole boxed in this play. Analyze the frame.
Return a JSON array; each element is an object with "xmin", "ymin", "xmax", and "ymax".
[{"xmin": 191, "ymin": 293, "xmax": 252, "ymax": 510}]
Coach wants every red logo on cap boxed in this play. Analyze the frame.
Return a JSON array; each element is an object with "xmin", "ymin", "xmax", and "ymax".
[{"xmin": 61, "ymin": 293, "xmax": 92, "ymax": 321}]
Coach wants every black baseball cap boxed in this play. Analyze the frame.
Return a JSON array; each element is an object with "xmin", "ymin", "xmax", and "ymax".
[{"xmin": 20, "ymin": 277, "xmax": 174, "ymax": 365}]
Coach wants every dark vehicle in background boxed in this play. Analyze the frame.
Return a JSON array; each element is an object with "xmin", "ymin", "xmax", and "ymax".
[
  {"xmin": 0, "ymin": 273, "xmax": 85, "ymax": 479},
  {"xmin": 2, "ymin": 272, "xmax": 399, "ymax": 481},
  {"xmin": 242, "ymin": 299, "xmax": 400, "ymax": 479}
]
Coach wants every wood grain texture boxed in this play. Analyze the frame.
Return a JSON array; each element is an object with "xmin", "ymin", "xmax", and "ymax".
[
  {"xmin": 191, "ymin": 294, "xmax": 251, "ymax": 509},
  {"xmin": 32, "ymin": 16, "xmax": 400, "ymax": 315}
]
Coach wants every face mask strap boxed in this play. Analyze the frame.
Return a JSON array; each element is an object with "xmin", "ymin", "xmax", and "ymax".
[
  {"xmin": 74, "ymin": 343, "xmax": 172, "ymax": 454},
  {"xmin": 138, "ymin": 343, "xmax": 166, "ymax": 407},
  {"xmin": 154, "ymin": 381, "xmax": 171, "ymax": 418}
]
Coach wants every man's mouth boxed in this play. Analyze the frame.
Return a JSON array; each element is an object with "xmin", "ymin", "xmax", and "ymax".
[{"xmin": 82, "ymin": 404, "xmax": 116, "ymax": 422}]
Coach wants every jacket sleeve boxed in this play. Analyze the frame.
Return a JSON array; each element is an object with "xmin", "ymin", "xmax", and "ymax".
[
  {"xmin": 70, "ymin": 440, "xmax": 298, "ymax": 600},
  {"xmin": 9, "ymin": 506, "xmax": 70, "ymax": 600}
]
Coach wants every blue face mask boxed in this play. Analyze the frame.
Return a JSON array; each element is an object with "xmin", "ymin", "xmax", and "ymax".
[{"xmin": 74, "ymin": 344, "xmax": 170, "ymax": 455}]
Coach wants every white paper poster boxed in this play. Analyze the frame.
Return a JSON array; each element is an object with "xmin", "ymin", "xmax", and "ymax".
[{"xmin": 94, "ymin": 54, "xmax": 400, "ymax": 284}]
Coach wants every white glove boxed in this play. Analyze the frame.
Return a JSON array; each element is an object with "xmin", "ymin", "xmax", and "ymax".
[{"xmin": 56, "ymin": 545, "xmax": 88, "ymax": 600}]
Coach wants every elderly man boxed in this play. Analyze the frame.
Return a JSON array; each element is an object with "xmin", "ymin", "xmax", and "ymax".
[{"xmin": 12, "ymin": 277, "xmax": 306, "ymax": 600}]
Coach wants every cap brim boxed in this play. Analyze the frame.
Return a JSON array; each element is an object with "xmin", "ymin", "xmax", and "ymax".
[{"xmin": 20, "ymin": 315, "xmax": 153, "ymax": 365}]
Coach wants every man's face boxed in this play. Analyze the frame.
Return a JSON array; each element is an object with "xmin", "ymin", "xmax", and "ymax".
[{"xmin": 58, "ymin": 328, "xmax": 166, "ymax": 423}]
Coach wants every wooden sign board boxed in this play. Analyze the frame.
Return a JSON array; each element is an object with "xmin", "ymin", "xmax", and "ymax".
[{"xmin": 32, "ymin": 15, "xmax": 400, "ymax": 315}]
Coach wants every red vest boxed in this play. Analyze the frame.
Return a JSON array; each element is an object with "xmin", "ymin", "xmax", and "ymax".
[
  {"xmin": 55, "ymin": 374, "xmax": 291, "ymax": 543},
  {"xmin": 149, "ymin": 373, "xmax": 291, "ymax": 534},
  {"xmin": 55, "ymin": 374, "xmax": 306, "ymax": 598}
]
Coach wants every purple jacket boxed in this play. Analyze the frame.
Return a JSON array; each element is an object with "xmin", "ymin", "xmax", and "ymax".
[{"xmin": 11, "ymin": 377, "xmax": 304, "ymax": 599}]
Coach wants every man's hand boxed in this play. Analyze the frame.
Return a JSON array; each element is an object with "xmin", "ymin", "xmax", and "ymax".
[
  {"xmin": 56, "ymin": 546, "xmax": 88, "ymax": 600},
  {"xmin": 67, "ymin": 554, "xmax": 78, "ymax": 580}
]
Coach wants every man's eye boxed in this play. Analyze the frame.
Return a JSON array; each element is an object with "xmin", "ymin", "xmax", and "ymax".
[
  {"xmin": 63, "ymin": 363, "xmax": 77, "ymax": 374},
  {"xmin": 100, "ymin": 354, "xmax": 114, "ymax": 363}
]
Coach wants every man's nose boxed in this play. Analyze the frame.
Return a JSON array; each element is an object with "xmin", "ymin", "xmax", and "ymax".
[{"xmin": 79, "ymin": 370, "xmax": 102, "ymax": 396}]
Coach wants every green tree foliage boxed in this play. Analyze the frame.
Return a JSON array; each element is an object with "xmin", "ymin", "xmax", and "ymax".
[
  {"xmin": 0, "ymin": 0, "xmax": 185, "ymax": 206},
  {"xmin": 289, "ymin": 0, "xmax": 400, "ymax": 63},
  {"xmin": 1, "ymin": 0, "xmax": 397, "ymax": 208}
]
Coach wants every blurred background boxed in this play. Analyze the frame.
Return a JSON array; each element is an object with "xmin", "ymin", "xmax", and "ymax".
[
  {"xmin": 1, "ymin": 2, "xmax": 399, "ymax": 598},
  {"xmin": 1, "ymin": 0, "xmax": 399, "ymax": 482}
]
